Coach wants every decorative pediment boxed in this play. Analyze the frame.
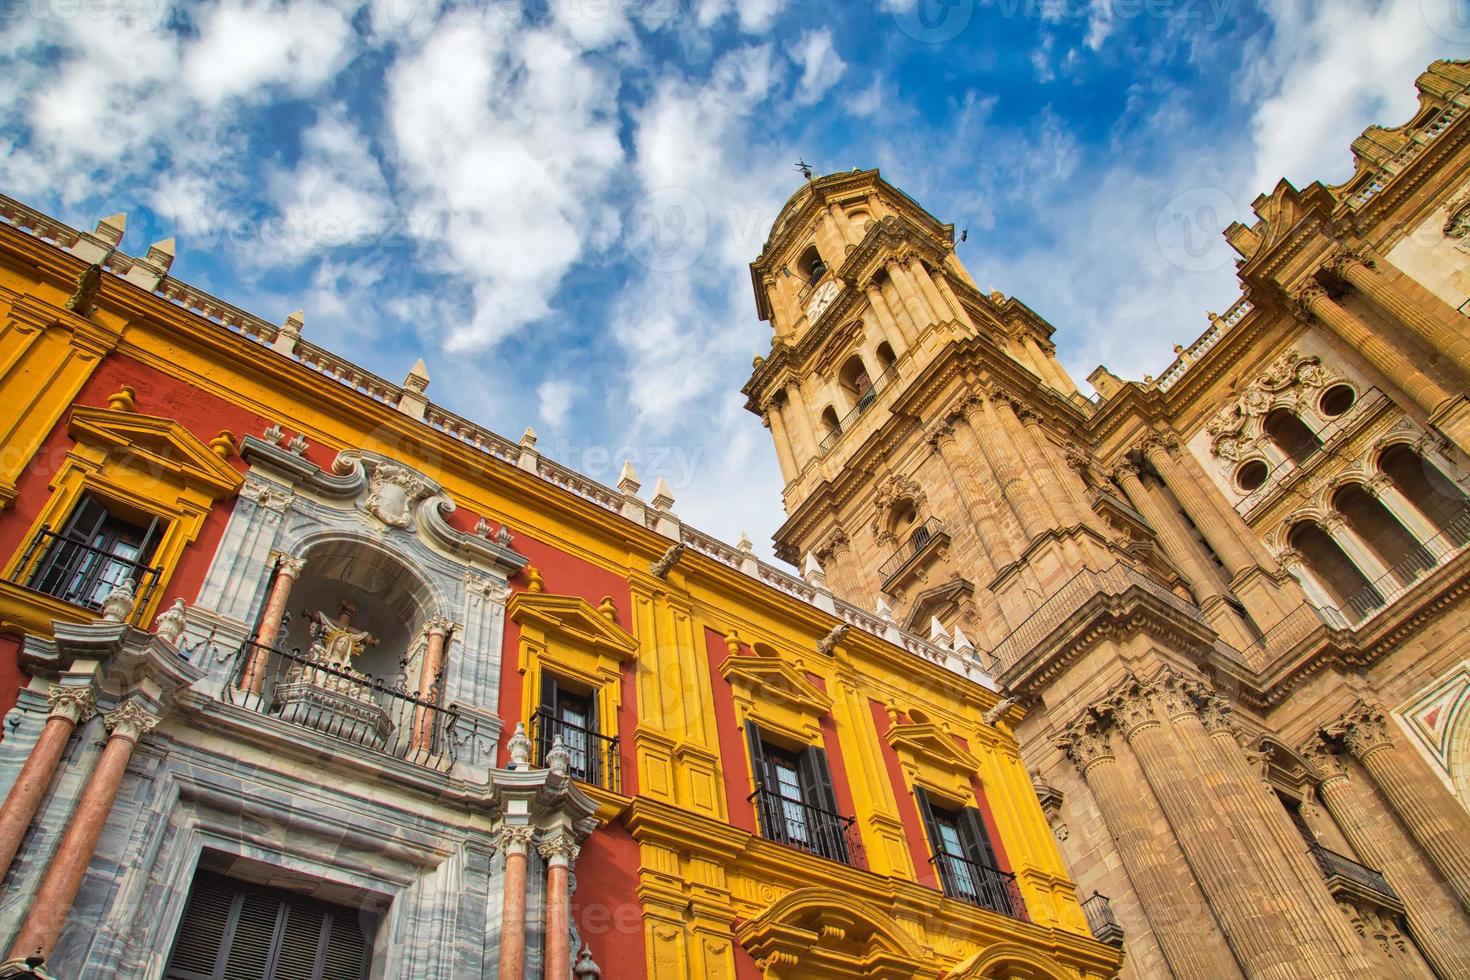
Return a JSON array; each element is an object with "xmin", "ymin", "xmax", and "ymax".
[
  {"xmin": 735, "ymin": 887, "xmax": 936, "ymax": 980},
  {"xmin": 885, "ymin": 720, "xmax": 981, "ymax": 793},
  {"xmin": 720, "ymin": 655, "xmax": 832, "ymax": 742},
  {"xmin": 68, "ymin": 406, "xmax": 242, "ymax": 499},
  {"xmin": 507, "ymin": 592, "xmax": 638, "ymax": 663}
]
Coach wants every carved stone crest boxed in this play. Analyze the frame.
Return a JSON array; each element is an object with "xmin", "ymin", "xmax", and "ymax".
[{"xmin": 363, "ymin": 462, "xmax": 433, "ymax": 529}]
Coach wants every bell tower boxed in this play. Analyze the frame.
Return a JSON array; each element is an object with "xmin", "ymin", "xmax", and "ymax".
[{"xmin": 743, "ymin": 169, "xmax": 1124, "ymax": 648}]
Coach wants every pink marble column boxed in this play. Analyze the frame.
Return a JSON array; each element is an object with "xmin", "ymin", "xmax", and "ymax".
[
  {"xmin": 0, "ymin": 687, "xmax": 95, "ymax": 882},
  {"xmin": 498, "ymin": 827, "xmax": 535, "ymax": 980},
  {"xmin": 411, "ymin": 619, "xmax": 452, "ymax": 751},
  {"xmin": 242, "ymin": 554, "xmax": 305, "ymax": 695},
  {"xmin": 539, "ymin": 832, "xmax": 580, "ymax": 980},
  {"xmin": 8, "ymin": 701, "xmax": 158, "ymax": 964}
]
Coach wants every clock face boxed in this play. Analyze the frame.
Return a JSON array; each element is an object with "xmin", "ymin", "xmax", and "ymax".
[{"xmin": 806, "ymin": 280, "xmax": 839, "ymax": 323}]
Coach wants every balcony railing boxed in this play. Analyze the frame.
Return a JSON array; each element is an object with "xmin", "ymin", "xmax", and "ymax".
[
  {"xmin": 930, "ymin": 852, "xmax": 1028, "ymax": 921},
  {"xmin": 9, "ymin": 526, "xmax": 160, "ymax": 625},
  {"xmin": 1308, "ymin": 842, "xmax": 1400, "ymax": 906},
  {"xmin": 817, "ymin": 366, "xmax": 899, "ymax": 457},
  {"xmin": 878, "ymin": 518, "xmax": 945, "ymax": 584},
  {"xmin": 749, "ymin": 785, "xmax": 863, "ymax": 868},
  {"xmin": 1080, "ymin": 891, "xmax": 1124, "ymax": 946},
  {"xmin": 223, "ymin": 640, "xmax": 468, "ymax": 772},
  {"xmin": 530, "ymin": 707, "xmax": 622, "ymax": 794}
]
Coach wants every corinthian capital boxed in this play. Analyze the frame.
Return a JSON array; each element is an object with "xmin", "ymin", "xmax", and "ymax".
[
  {"xmin": 1197, "ymin": 694, "xmax": 1238, "ymax": 738},
  {"xmin": 1335, "ymin": 700, "xmax": 1394, "ymax": 760},
  {"xmin": 1291, "ymin": 283, "xmax": 1328, "ymax": 323},
  {"xmin": 1299, "ymin": 733, "xmax": 1349, "ymax": 785},
  {"xmin": 1323, "ymin": 242, "xmax": 1376, "ymax": 276},
  {"xmin": 537, "ymin": 831, "xmax": 581, "ymax": 867},
  {"xmin": 1110, "ymin": 682, "xmax": 1161, "ymax": 738},
  {"xmin": 274, "ymin": 553, "xmax": 308, "ymax": 578},
  {"xmin": 104, "ymin": 699, "xmax": 161, "ymax": 743},
  {"xmin": 1057, "ymin": 717, "xmax": 1115, "ymax": 775},
  {"xmin": 495, "ymin": 825, "xmax": 537, "ymax": 855},
  {"xmin": 47, "ymin": 685, "xmax": 96, "ymax": 725},
  {"xmin": 1137, "ymin": 432, "xmax": 1179, "ymax": 460}
]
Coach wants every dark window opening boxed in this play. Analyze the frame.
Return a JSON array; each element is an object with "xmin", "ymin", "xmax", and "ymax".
[
  {"xmin": 1318, "ymin": 384, "xmax": 1357, "ymax": 418},
  {"xmin": 1264, "ymin": 409, "xmax": 1322, "ymax": 467},
  {"xmin": 535, "ymin": 672, "xmax": 613, "ymax": 788},
  {"xmin": 164, "ymin": 870, "xmax": 373, "ymax": 980},
  {"xmin": 1237, "ymin": 460, "xmax": 1269, "ymax": 492},
  {"xmin": 24, "ymin": 493, "xmax": 162, "ymax": 613},
  {"xmin": 915, "ymin": 786, "xmax": 1026, "ymax": 920}
]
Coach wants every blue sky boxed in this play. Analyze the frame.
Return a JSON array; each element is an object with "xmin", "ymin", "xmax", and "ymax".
[{"xmin": 3, "ymin": 0, "xmax": 1469, "ymax": 564}]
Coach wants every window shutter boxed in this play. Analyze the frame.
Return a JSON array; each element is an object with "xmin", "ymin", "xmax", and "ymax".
[
  {"xmin": 222, "ymin": 889, "xmax": 281, "ymax": 978},
  {"xmin": 958, "ymin": 806, "xmax": 1000, "ymax": 870},
  {"xmin": 163, "ymin": 875, "xmax": 237, "ymax": 980},
  {"xmin": 913, "ymin": 786, "xmax": 953, "ymax": 895},
  {"xmin": 538, "ymin": 671, "xmax": 559, "ymax": 766},
  {"xmin": 745, "ymin": 721, "xmax": 774, "ymax": 836},
  {"xmin": 799, "ymin": 746, "xmax": 847, "ymax": 863},
  {"xmin": 321, "ymin": 911, "xmax": 371, "ymax": 980},
  {"xmin": 585, "ymin": 688, "xmax": 602, "ymax": 785},
  {"xmin": 271, "ymin": 901, "xmax": 328, "ymax": 980}
]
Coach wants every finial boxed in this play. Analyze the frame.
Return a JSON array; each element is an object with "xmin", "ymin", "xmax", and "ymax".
[
  {"xmin": 546, "ymin": 733, "xmax": 571, "ymax": 776},
  {"xmin": 208, "ymin": 430, "xmax": 236, "ymax": 458},
  {"xmin": 951, "ymin": 624, "xmax": 976, "ymax": 657},
  {"xmin": 801, "ymin": 552, "xmax": 826, "ymax": 588},
  {"xmin": 506, "ymin": 722, "xmax": 531, "ymax": 768},
  {"xmin": 574, "ymin": 944, "xmax": 602, "ymax": 978},
  {"xmin": 473, "ymin": 516, "xmax": 492, "ymax": 538},
  {"xmin": 650, "ymin": 477, "xmax": 674, "ymax": 511},
  {"xmin": 597, "ymin": 596, "xmax": 617, "ymax": 622},
  {"xmin": 281, "ymin": 309, "xmax": 304, "ymax": 338},
  {"xmin": 403, "ymin": 357, "xmax": 430, "ymax": 394},
  {"xmin": 875, "ymin": 595, "xmax": 894, "ymax": 623},
  {"xmin": 618, "ymin": 460, "xmax": 641, "ymax": 496},
  {"xmin": 94, "ymin": 212, "xmax": 126, "ymax": 246},
  {"xmin": 105, "ymin": 386, "xmax": 136, "ymax": 413},
  {"xmin": 724, "ymin": 630, "xmax": 742, "ymax": 657},
  {"xmin": 525, "ymin": 565, "xmax": 544, "ymax": 593},
  {"xmin": 152, "ymin": 598, "xmax": 188, "ymax": 646},
  {"xmin": 100, "ymin": 579, "xmax": 137, "ymax": 623},
  {"xmin": 520, "ymin": 426, "xmax": 538, "ymax": 449},
  {"xmin": 928, "ymin": 616, "xmax": 951, "ymax": 648},
  {"xmin": 736, "ymin": 530, "xmax": 753, "ymax": 554}
]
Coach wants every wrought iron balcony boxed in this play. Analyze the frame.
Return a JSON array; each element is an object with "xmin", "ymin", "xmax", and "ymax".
[
  {"xmin": 748, "ymin": 785, "xmax": 864, "ymax": 868},
  {"xmin": 930, "ymin": 852, "xmax": 1028, "ymax": 921},
  {"xmin": 9, "ymin": 526, "xmax": 160, "ymax": 625},
  {"xmin": 817, "ymin": 366, "xmax": 899, "ymax": 457},
  {"xmin": 1307, "ymin": 842, "xmax": 1401, "ymax": 908},
  {"xmin": 530, "ymin": 706, "xmax": 622, "ymax": 794},
  {"xmin": 878, "ymin": 517, "xmax": 946, "ymax": 585},
  {"xmin": 1080, "ymin": 891, "xmax": 1125, "ymax": 946},
  {"xmin": 223, "ymin": 640, "xmax": 472, "ymax": 773}
]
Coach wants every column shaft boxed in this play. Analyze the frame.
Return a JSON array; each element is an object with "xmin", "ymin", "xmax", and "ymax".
[
  {"xmin": 763, "ymin": 408, "xmax": 798, "ymax": 484},
  {"xmin": 243, "ymin": 556, "xmax": 303, "ymax": 694},
  {"xmin": 1063, "ymin": 725, "xmax": 1241, "ymax": 979},
  {"xmin": 1339, "ymin": 259, "xmax": 1470, "ymax": 380},
  {"xmin": 412, "ymin": 623, "xmax": 450, "ymax": 752},
  {"xmin": 864, "ymin": 284, "xmax": 907, "ymax": 350},
  {"xmin": 887, "ymin": 261, "xmax": 935, "ymax": 332},
  {"xmin": 0, "ymin": 691, "xmax": 91, "ymax": 881},
  {"xmin": 500, "ymin": 842, "xmax": 530, "ymax": 979},
  {"xmin": 9, "ymin": 704, "xmax": 154, "ymax": 963},
  {"xmin": 907, "ymin": 256, "xmax": 951, "ymax": 323},
  {"xmin": 1299, "ymin": 287, "xmax": 1452, "ymax": 419},
  {"xmin": 1312, "ymin": 760, "xmax": 1470, "ymax": 979},
  {"xmin": 982, "ymin": 395, "xmax": 1045, "ymax": 541},
  {"xmin": 544, "ymin": 863, "xmax": 570, "ymax": 979}
]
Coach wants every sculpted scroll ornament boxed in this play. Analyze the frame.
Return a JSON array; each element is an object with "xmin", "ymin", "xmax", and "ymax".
[
  {"xmin": 47, "ymin": 685, "xmax": 96, "ymax": 725},
  {"xmin": 1205, "ymin": 350, "xmax": 1338, "ymax": 462},
  {"xmin": 1336, "ymin": 701, "xmax": 1394, "ymax": 759},
  {"xmin": 1111, "ymin": 685, "xmax": 1160, "ymax": 737},
  {"xmin": 495, "ymin": 826, "xmax": 536, "ymax": 854},
  {"xmin": 1058, "ymin": 719, "xmax": 1114, "ymax": 774}
]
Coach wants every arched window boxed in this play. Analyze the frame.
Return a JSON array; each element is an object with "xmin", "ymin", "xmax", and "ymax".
[
  {"xmin": 1264, "ymin": 409, "xmax": 1322, "ymax": 466},
  {"xmin": 821, "ymin": 405, "xmax": 842, "ymax": 440},
  {"xmin": 838, "ymin": 354, "xmax": 873, "ymax": 411},
  {"xmin": 876, "ymin": 341, "xmax": 897, "ymax": 373},
  {"xmin": 1331, "ymin": 484, "xmax": 1433, "ymax": 584},
  {"xmin": 1379, "ymin": 444, "xmax": 1470, "ymax": 545},
  {"xmin": 796, "ymin": 245, "xmax": 827, "ymax": 286},
  {"xmin": 1288, "ymin": 521, "xmax": 1382, "ymax": 617}
]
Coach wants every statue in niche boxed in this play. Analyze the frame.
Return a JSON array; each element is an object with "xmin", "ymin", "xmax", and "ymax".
[{"xmin": 307, "ymin": 599, "xmax": 380, "ymax": 665}]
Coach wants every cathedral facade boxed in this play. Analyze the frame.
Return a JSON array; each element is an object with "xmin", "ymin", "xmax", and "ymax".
[{"xmin": 743, "ymin": 59, "xmax": 1470, "ymax": 979}]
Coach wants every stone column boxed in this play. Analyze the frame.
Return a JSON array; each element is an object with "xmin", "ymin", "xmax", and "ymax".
[
  {"xmin": 863, "ymin": 283, "xmax": 907, "ymax": 350},
  {"xmin": 1320, "ymin": 514, "xmax": 1393, "ymax": 584},
  {"xmin": 782, "ymin": 383, "xmax": 818, "ymax": 464},
  {"xmin": 953, "ymin": 401, "xmax": 1022, "ymax": 570},
  {"xmin": 241, "ymin": 553, "xmax": 306, "ymax": 694},
  {"xmin": 1331, "ymin": 252, "xmax": 1470, "ymax": 381},
  {"xmin": 827, "ymin": 203, "xmax": 855, "ymax": 244},
  {"xmin": 1198, "ymin": 697, "xmax": 1375, "ymax": 977},
  {"xmin": 1304, "ymin": 739, "xmax": 1470, "ymax": 979},
  {"xmin": 8, "ymin": 700, "xmax": 158, "ymax": 964},
  {"xmin": 1142, "ymin": 438, "xmax": 1254, "ymax": 576},
  {"xmin": 907, "ymin": 255, "xmax": 952, "ymax": 323},
  {"xmin": 1059, "ymin": 716, "xmax": 1241, "ymax": 979},
  {"xmin": 539, "ymin": 832, "xmax": 579, "ymax": 980},
  {"xmin": 1113, "ymin": 680, "xmax": 1300, "ymax": 979},
  {"xmin": 981, "ymin": 392, "xmax": 1046, "ymax": 541},
  {"xmin": 1114, "ymin": 463, "xmax": 1256, "ymax": 649},
  {"xmin": 497, "ymin": 826, "xmax": 535, "ymax": 980},
  {"xmin": 932, "ymin": 269, "xmax": 969, "ymax": 324},
  {"xmin": 1294, "ymin": 285, "xmax": 1454, "ymax": 421},
  {"xmin": 1276, "ymin": 549, "xmax": 1339, "ymax": 614},
  {"xmin": 1014, "ymin": 408, "xmax": 1072, "ymax": 529},
  {"xmin": 1362, "ymin": 476, "xmax": 1441, "ymax": 550},
  {"xmin": 763, "ymin": 407, "xmax": 798, "ymax": 484},
  {"xmin": 928, "ymin": 417, "xmax": 1000, "ymax": 579},
  {"xmin": 411, "ymin": 619, "xmax": 452, "ymax": 752},
  {"xmin": 1336, "ymin": 701, "xmax": 1470, "ymax": 910},
  {"xmin": 0, "ymin": 687, "xmax": 95, "ymax": 881},
  {"xmin": 886, "ymin": 260, "xmax": 936, "ymax": 331}
]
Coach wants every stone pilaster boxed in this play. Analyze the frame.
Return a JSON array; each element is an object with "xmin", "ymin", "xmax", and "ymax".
[{"xmin": 1329, "ymin": 249, "xmax": 1470, "ymax": 381}]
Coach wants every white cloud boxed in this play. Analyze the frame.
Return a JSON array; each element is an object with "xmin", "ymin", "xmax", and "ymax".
[
  {"xmin": 1245, "ymin": 0, "xmax": 1463, "ymax": 193},
  {"xmin": 264, "ymin": 105, "xmax": 393, "ymax": 263},
  {"xmin": 846, "ymin": 76, "xmax": 886, "ymax": 118},
  {"xmin": 696, "ymin": 0, "xmax": 787, "ymax": 33},
  {"xmin": 537, "ymin": 379, "xmax": 578, "ymax": 429},
  {"xmin": 793, "ymin": 28, "xmax": 847, "ymax": 106},
  {"xmin": 181, "ymin": 1, "xmax": 358, "ymax": 107},
  {"xmin": 386, "ymin": 7, "xmax": 624, "ymax": 351}
]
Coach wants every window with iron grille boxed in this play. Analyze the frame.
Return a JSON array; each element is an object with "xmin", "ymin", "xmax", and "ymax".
[
  {"xmin": 745, "ymin": 722, "xmax": 856, "ymax": 865},
  {"xmin": 26, "ymin": 493, "xmax": 161, "ymax": 610},
  {"xmin": 163, "ymin": 870, "xmax": 374, "ymax": 980},
  {"xmin": 915, "ymin": 786, "xmax": 1026, "ymax": 920},
  {"xmin": 534, "ymin": 671, "xmax": 621, "ymax": 791}
]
